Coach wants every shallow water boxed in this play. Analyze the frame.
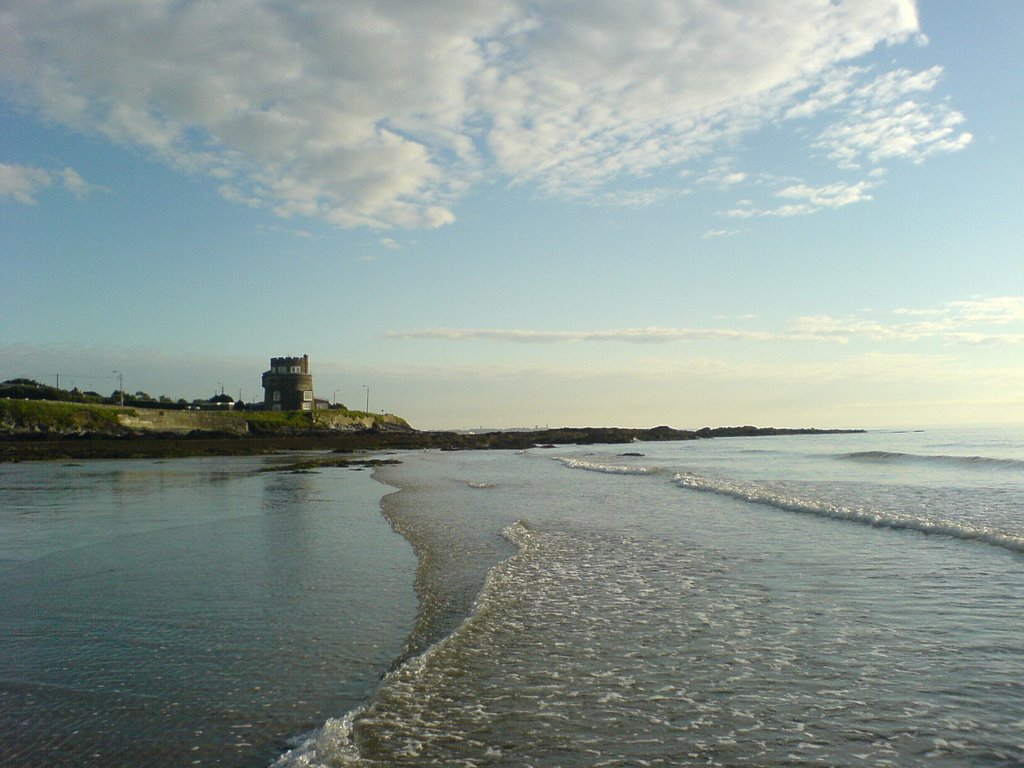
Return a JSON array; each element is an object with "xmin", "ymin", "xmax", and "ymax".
[{"xmin": 0, "ymin": 456, "xmax": 417, "ymax": 767}]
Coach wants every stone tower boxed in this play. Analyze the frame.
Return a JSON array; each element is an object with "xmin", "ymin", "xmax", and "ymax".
[{"xmin": 262, "ymin": 354, "xmax": 314, "ymax": 411}]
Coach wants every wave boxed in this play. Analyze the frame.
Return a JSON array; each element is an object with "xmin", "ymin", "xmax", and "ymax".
[
  {"xmin": 556, "ymin": 457, "xmax": 663, "ymax": 475},
  {"xmin": 838, "ymin": 451, "xmax": 1024, "ymax": 471},
  {"xmin": 673, "ymin": 472, "xmax": 1024, "ymax": 554}
]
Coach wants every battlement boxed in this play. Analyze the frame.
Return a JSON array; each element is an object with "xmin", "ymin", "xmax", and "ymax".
[{"xmin": 267, "ymin": 355, "xmax": 309, "ymax": 375}]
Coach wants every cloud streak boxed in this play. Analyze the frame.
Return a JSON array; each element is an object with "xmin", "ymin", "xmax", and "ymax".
[
  {"xmin": 388, "ymin": 297, "xmax": 1024, "ymax": 347},
  {"xmin": 387, "ymin": 327, "xmax": 782, "ymax": 344},
  {"xmin": 724, "ymin": 180, "xmax": 877, "ymax": 218},
  {"xmin": 1, "ymin": 1, "xmax": 967, "ymax": 229}
]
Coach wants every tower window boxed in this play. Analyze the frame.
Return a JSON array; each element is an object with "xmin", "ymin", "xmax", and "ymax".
[{"xmin": 272, "ymin": 390, "xmax": 281, "ymax": 402}]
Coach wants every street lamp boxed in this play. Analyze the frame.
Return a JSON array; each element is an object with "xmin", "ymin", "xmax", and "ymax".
[
  {"xmin": 112, "ymin": 370, "xmax": 123, "ymax": 406},
  {"xmin": 363, "ymin": 384, "xmax": 370, "ymax": 412}
]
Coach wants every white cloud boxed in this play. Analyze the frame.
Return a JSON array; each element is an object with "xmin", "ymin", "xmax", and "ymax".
[
  {"xmin": 1, "ymin": 0, "xmax": 965, "ymax": 229},
  {"xmin": 389, "ymin": 297, "xmax": 1024, "ymax": 347},
  {"xmin": 701, "ymin": 228, "xmax": 739, "ymax": 240},
  {"xmin": 945, "ymin": 296, "xmax": 1024, "ymax": 325},
  {"xmin": 778, "ymin": 180, "xmax": 875, "ymax": 207},
  {"xmin": 595, "ymin": 187, "xmax": 688, "ymax": 208},
  {"xmin": 783, "ymin": 66, "xmax": 866, "ymax": 120},
  {"xmin": 58, "ymin": 167, "xmax": 108, "ymax": 199},
  {"xmin": 0, "ymin": 162, "xmax": 105, "ymax": 204}
]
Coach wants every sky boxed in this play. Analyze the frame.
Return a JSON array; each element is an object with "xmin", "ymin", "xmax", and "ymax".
[{"xmin": 1, "ymin": 0, "xmax": 1022, "ymax": 430}]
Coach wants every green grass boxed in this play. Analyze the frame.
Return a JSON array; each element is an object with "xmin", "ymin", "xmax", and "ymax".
[
  {"xmin": 242, "ymin": 409, "xmax": 316, "ymax": 429},
  {"xmin": 0, "ymin": 398, "xmax": 131, "ymax": 431}
]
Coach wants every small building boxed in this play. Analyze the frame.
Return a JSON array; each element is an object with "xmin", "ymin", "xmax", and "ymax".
[{"xmin": 262, "ymin": 354, "xmax": 315, "ymax": 411}]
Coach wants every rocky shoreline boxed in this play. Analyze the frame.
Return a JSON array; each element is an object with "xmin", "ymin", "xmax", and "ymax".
[{"xmin": 0, "ymin": 424, "xmax": 864, "ymax": 463}]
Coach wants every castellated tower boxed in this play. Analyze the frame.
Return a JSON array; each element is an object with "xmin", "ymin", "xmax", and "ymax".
[{"xmin": 262, "ymin": 354, "xmax": 314, "ymax": 411}]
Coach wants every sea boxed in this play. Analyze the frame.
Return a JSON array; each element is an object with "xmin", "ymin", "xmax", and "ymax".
[{"xmin": 1, "ymin": 426, "xmax": 1022, "ymax": 767}]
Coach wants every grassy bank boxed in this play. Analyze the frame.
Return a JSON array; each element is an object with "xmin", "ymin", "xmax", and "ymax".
[{"xmin": 1, "ymin": 398, "xmax": 410, "ymax": 434}]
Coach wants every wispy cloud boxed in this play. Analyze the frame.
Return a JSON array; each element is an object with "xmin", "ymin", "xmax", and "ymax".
[
  {"xmin": 1, "ymin": 1, "xmax": 965, "ymax": 229},
  {"xmin": 389, "ymin": 297, "xmax": 1024, "ymax": 347},
  {"xmin": 0, "ymin": 163, "xmax": 106, "ymax": 204},
  {"xmin": 0, "ymin": 164, "xmax": 51, "ymax": 204}
]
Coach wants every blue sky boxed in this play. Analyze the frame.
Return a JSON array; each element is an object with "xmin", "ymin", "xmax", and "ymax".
[{"xmin": 2, "ymin": 1, "xmax": 1022, "ymax": 429}]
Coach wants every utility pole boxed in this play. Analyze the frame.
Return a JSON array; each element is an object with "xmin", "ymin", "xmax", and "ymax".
[
  {"xmin": 113, "ymin": 371, "xmax": 123, "ymax": 406},
  {"xmin": 363, "ymin": 384, "xmax": 370, "ymax": 412}
]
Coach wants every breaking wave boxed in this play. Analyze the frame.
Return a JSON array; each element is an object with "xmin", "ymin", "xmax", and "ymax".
[
  {"xmin": 556, "ymin": 457, "xmax": 663, "ymax": 475},
  {"xmin": 272, "ymin": 521, "xmax": 537, "ymax": 768},
  {"xmin": 674, "ymin": 471, "xmax": 1024, "ymax": 554}
]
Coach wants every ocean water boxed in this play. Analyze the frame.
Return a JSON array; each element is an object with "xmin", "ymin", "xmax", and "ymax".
[
  {"xmin": 3, "ymin": 427, "xmax": 1023, "ymax": 767},
  {"xmin": 281, "ymin": 426, "xmax": 1024, "ymax": 767}
]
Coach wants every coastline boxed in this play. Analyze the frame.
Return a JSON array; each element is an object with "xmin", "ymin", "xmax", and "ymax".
[{"xmin": 0, "ymin": 425, "xmax": 864, "ymax": 463}]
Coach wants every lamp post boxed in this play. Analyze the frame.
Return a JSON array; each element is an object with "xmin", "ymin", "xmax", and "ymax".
[
  {"xmin": 112, "ymin": 370, "xmax": 123, "ymax": 406},
  {"xmin": 363, "ymin": 384, "xmax": 370, "ymax": 413}
]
